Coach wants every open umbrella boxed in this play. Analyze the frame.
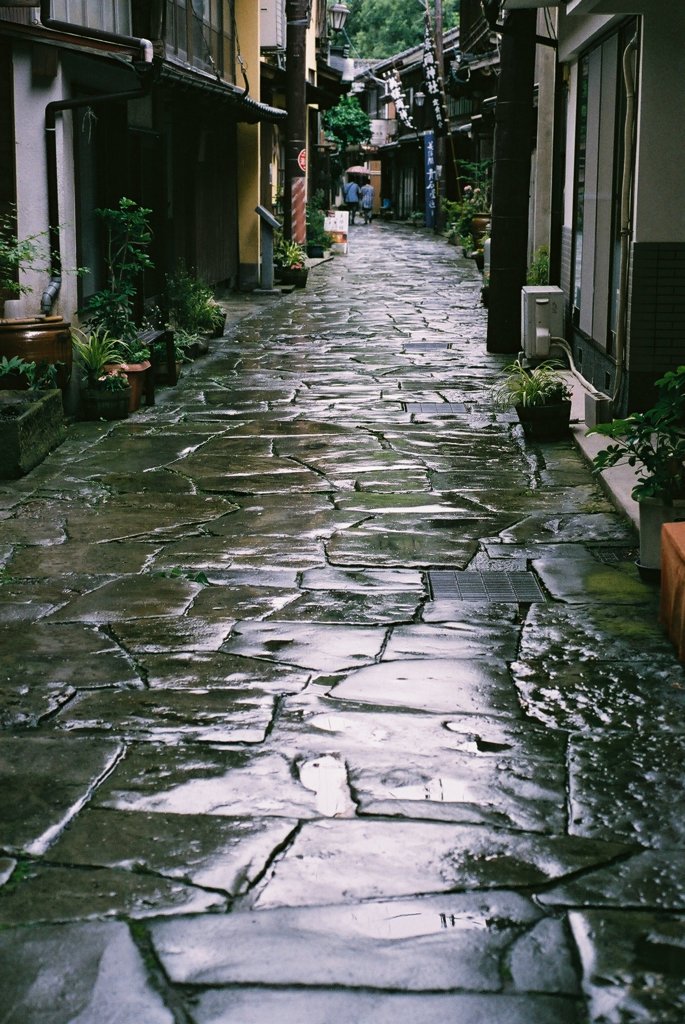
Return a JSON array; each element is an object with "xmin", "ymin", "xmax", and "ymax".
[{"xmin": 345, "ymin": 165, "xmax": 381, "ymax": 175}]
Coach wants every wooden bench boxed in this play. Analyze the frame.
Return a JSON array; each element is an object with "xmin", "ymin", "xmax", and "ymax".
[{"xmin": 138, "ymin": 327, "xmax": 177, "ymax": 400}]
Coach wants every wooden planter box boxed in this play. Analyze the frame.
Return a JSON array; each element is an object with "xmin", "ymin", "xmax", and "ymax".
[{"xmin": 0, "ymin": 389, "xmax": 65, "ymax": 479}]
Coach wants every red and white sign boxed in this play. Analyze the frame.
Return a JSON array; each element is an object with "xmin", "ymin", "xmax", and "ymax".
[{"xmin": 297, "ymin": 149, "xmax": 307, "ymax": 172}]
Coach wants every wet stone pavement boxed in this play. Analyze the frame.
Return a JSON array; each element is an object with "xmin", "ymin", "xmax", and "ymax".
[{"xmin": 1, "ymin": 222, "xmax": 685, "ymax": 1024}]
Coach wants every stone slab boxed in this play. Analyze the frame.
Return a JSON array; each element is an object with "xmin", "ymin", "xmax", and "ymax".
[
  {"xmin": 45, "ymin": 575, "xmax": 202, "ymax": 623},
  {"xmin": 255, "ymin": 818, "xmax": 628, "ymax": 908},
  {"xmin": 94, "ymin": 745, "xmax": 329, "ymax": 820},
  {"xmin": 48, "ymin": 809, "xmax": 297, "ymax": 895},
  {"xmin": 569, "ymin": 732, "xmax": 685, "ymax": 847},
  {"xmin": 328, "ymin": 658, "xmax": 519, "ymax": 716},
  {"xmin": 0, "ymin": 921, "xmax": 174, "ymax": 1023},
  {"xmin": 221, "ymin": 620, "xmax": 385, "ymax": 672},
  {"xmin": 150, "ymin": 890, "xmax": 577, "ymax": 993},
  {"xmin": 570, "ymin": 909, "xmax": 685, "ymax": 1023},
  {"xmin": 540, "ymin": 849, "xmax": 685, "ymax": 911},
  {"xmin": 54, "ymin": 687, "xmax": 276, "ymax": 744},
  {"xmin": 0, "ymin": 735, "xmax": 122, "ymax": 854},
  {"xmin": 186, "ymin": 990, "xmax": 584, "ymax": 1024},
  {"xmin": 0, "ymin": 863, "xmax": 223, "ymax": 925}
]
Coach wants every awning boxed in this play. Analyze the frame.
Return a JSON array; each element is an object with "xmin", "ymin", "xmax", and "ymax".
[{"xmin": 159, "ymin": 63, "xmax": 286, "ymax": 124}]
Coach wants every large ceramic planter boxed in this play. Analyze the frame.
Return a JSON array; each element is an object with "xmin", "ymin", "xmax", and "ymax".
[
  {"xmin": 638, "ymin": 497, "xmax": 685, "ymax": 578},
  {"xmin": 470, "ymin": 214, "xmax": 491, "ymax": 246},
  {"xmin": 515, "ymin": 400, "xmax": 571, "ymax": 442},
  {"xmin": 80, "ymin": 387, "xmax": 130, "ymax": 421},
  {"xmin": 0, "ymin": 389, "xmax": 65, "ymax": 479},
  {"xmin": 0, "ymin": 315, "xmax": 72, "ymax": 391},
  {"xmin": 121, "ymin": 360, "xmax": 152, "ymax": 412}
]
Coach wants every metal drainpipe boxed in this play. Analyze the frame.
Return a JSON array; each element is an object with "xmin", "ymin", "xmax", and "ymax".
[
  {"xmin": 612, "ymin": 30, "xmax": 638, "ymax": 411},
  {"xmin": 42, "ymin": 83, "xmax": 151, "ymax": 313},
  {"xmin": 39, "ymin": 0, "xmax": 154, "ymax": 311},
  {"xmin": 39, "ymin": 0, "xmax": 154, "ymax": 64}
]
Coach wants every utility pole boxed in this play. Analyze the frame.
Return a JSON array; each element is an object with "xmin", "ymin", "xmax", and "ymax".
[
  {"xmin": 486, "ymin": 8, "xmax": 537, "ymax": 352},
  {"xmin": 433, "ymin": 0, "xmax": 445, "ymax": 232},
  {"xmin": 284, "ymin": 0, "xmax": 309, "ymax": 244}
]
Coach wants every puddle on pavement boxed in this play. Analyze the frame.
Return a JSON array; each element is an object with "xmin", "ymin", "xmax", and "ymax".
[{"xmin": 297, "ymin": 755, "xmax": 357, "ymax": 817}]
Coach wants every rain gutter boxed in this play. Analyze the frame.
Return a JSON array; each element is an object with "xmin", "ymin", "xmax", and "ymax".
[
  {"xmin": 43, "ymin": 76, "xmax": 152, "ymax": 313},
  {"xmin": 158, "ymin": 63, "xmax": 287, "ymax": 124},
  {"xmin": 39, "ymin": 0, "xmax": 154, "ymax": 64},
  {"xmin": 39, "ymin": 0, "xmax": 155, "ymax": 311}
]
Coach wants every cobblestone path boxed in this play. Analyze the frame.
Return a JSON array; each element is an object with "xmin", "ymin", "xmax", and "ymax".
[{"xmin": 1, "ymin": 222, "xmax": 684, "ymax": 1023}]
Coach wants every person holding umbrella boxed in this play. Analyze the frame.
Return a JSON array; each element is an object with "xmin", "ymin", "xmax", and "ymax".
[{"xmin": 343, "ymin": 178, "xmax": 360, "ymax": 225}]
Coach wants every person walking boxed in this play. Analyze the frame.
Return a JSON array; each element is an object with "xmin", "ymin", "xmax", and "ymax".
[
  {"xmin": 360, "ymin": 179, "xmax": 375, "ymax": 224},
  {"xmin": 343, "ymin": 179, "xmax": 360, "ymax": 225}
]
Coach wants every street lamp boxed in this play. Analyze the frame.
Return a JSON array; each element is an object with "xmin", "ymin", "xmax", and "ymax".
[{"xmin": 328, "ymin": 3, "xmax": 350, "ymax": 33}]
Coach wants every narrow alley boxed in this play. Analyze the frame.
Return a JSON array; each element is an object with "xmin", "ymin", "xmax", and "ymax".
[{"xmin": 2, "ymin": 222, "xmax": 685, "ymax": 1024}]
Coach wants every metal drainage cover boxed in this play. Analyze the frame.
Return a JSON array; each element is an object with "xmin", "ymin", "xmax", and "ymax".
[
  {"xmin": 403, "ymin": 342, "xmax": 452, "ymax": 351},
  {"xmin": 589, "ymin": 547, "xmax": 639, "ymax": 564},
  {"xmin": 404, "ymin": 402, "xmax": 467, "ymax": 415},
  {"xmin": 429, "ymin": 570, "xmax": 546, "ymax": 603}
]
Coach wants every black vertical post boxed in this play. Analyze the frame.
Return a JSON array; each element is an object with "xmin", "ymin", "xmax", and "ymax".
[
  {"xmin": 285, "ymin": 0, "xmax": 309, "ymax": 244},
  {"xmin": 486, "ymin": 9, "xmax": 538, "ymax": 353}
]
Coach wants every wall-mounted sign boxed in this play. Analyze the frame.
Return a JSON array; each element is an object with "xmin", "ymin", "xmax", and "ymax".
[{"xmin": 297, "ymin": 149, "xmax": 307, "ymax": 172}]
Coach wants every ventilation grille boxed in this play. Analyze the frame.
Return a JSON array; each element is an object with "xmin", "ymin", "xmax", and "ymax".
[{"xmin": 429, "ymin": 570, "xmax": 546, "ymax": 603}]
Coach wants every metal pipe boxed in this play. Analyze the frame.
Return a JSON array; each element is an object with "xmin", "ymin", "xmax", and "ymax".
[
  {"xmin": 612, "ymin": 30, "xmax": 639, "ymax": 411},
  {"xmin": 39, "ymin": 0, "xmax": 153, "ymax": 64},
  {"xmin": 42, "ymin": 85, "xmax": 149, "ymax": 313}
]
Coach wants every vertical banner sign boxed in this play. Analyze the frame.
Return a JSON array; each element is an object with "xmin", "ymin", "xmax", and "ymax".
[
  {"xmin": 386, "ymin": 71, "xmax": 415, "ymax": 131},
  {"xmin": 424, "ymin": 131, "xmax": 436, "ymax": 228},
  {"xmin": 422, "ymin": 10, "xmax": 448, "ymax": 132}
]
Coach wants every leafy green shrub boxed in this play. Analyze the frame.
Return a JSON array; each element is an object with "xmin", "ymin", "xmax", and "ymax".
[
  {"xmin": 82, "ymin": 198, "xmax": 154, "ymax": 342},
  {"xmin": 527, "ymin": 245, "xmax": 550, "ymax": 285},
  {"xmin": 164, "ymin": 261, "xmax": 224, "ymax": 335},
  {"xmin": 492, "ymin": 358, "xmax": 571, "ymax": 410}
]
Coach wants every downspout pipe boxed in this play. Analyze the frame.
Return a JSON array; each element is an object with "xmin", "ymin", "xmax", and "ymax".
[
  {"xmin": 42, "ymin": 83, "xmax": 151, "ymax": 313},
  {"xmin": 39, "ymin": 1, "xmax": 155, "ymax": 312},
  {"xmin": 612, "ymin": 30, "xmax": 638, "ymax": 411},
  {"xmin": 39, "ymin": 0, "xmax": 154, "ymax": 64}
]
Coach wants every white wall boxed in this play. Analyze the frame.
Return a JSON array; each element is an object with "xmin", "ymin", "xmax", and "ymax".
[
  {"xmin": 11, "ymin": 43, "xmax": 79, "ymax": 322},
  {"xmin": 632, "ymin": 9, "xmax": 685, "ymax": 243}
]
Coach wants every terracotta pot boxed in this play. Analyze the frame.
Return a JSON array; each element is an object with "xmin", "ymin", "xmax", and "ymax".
[
  {"xmin": 0, "ymin": 316, "xmax": 72, "ymax": 391},
  {"xmin": 470, "ymin": 214, "xmax": 491, "ymax": 246},
  {"xmin": 80, "ymin": 387, "xmax": 130, "ymax": 421},
  {"xmin": 121, "ymin": 360, "xmax": 152, "ymax": 412}
]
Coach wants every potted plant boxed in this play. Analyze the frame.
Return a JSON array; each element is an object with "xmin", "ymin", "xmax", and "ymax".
[
  {"xmin": 306, "ymin": 194, "xmax": 333, "ymax": 258},
  {"xmin": 81, "ymin": 197, "xmax": 153, "ymax": 345},
  {"xmin": 274, "ymin": 236, "xmax": 308, "ymax": 287},
  {"xmin": 71, "ymin": 327, "xmax": 130, "ymax": 421},
  {"xmin": 0, "ymin": 206, "xmax": 73, "ymax": 391},
  {"xmin": 117, "ymin": 338, "xmax": 152, "ymax": 413},
  {"xmin": 163, "ymin": 261, "xmax": 225, "ymax": 352},
  {"xmin": 0, "ymin": 355, "xmax": 65, "ymax": 478},
  {"xmin": 492, "ymin": 357, "xmax": 572, "ymax": 441},
  {"xmin": 589, "ymin": 371, "xmax": 685, "ymax": 576}
]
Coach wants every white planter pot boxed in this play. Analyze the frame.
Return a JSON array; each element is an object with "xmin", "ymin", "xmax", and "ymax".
[{"xmin": 638, "ymin": 497, "xmax": 685, "ymax": 572}]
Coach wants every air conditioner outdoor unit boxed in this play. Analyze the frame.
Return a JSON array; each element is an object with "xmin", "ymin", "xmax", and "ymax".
[{"xmin": 521, "ymin": 285, "xmax": 564, "ymax": 361}]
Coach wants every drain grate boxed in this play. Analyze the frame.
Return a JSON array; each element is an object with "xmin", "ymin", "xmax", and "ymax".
[
  {"xmin": 403, "ymin": 342, "xmax": 452, "ymax": 351},
  {"xmin": 404, "ymin": 402, "xmax": 467, "ymax": 415},
  {"xmin": 589, "ymin": 546, "xmax": 639, "ymax": 564},
  {"xmin": 429, "ymin": 570, "xmax": 546, "ymax": 603}
]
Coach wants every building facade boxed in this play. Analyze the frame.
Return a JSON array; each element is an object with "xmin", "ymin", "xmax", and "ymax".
[{"xmin": 508, "ymin": 0, "xmax": 685, "ymax": 413}]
